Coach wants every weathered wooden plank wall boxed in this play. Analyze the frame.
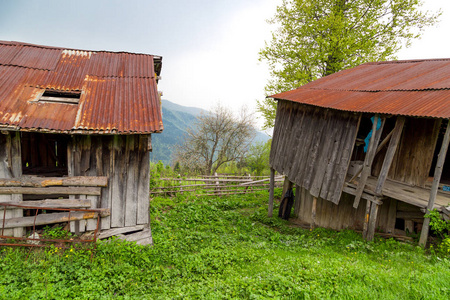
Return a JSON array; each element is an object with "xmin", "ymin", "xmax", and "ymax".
[
  {"xmin": 373, "ymin": 118, "xmax": 441, "ymax": 187},
  {"xmin": 68, "ymin": 134, "xmax": 150, "ymax": 231},
  {"xmin": 295, "ymin": 186, "xmax": 397, "ymax": 233},
  {"xmin": 270, "ymin": 100, "xmax": 361, "ymax": 204},
  {"xmin": 0, "ymin": 132, "xmax": 23, "ymax": 237}
]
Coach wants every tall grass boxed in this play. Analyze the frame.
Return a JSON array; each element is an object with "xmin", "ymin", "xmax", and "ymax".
[{"xmin": 1, "ymin": 190, "xmax": 449, "ymax": 299}]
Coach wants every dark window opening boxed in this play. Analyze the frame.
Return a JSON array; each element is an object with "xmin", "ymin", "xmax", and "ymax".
[
  {"xmin": 21, "ymin": 132, "xmax": 69, "ymax": 177},
  {"xmin": 429, "ymin": 119, "xmax": 450, "ymax": 184},
  {"xmin": 39, "ymin": 89, "xmax": 81, "ymax": 104}
]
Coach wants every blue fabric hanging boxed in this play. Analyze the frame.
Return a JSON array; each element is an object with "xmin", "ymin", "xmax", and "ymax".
[{"xmin": 364, "ymin": 116, "xmax": 381, "ymax": 153}]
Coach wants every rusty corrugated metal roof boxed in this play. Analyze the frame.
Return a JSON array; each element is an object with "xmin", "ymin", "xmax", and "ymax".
[
  {"xmin": 0, "ymin": 40, "xmax": 163, "ymax": 134},
  {"xmin": 271, "ymin": 59, "xmax": 450, "ymax": 118}
]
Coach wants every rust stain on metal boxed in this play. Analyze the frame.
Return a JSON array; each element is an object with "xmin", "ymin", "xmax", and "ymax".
[
  {"xmin": 271, "ymin": 59, "xmax": 450, "ymax": 119},
  {"xmin": 0, "ymin": 40, "xmax": 164, "ymax": 134}
]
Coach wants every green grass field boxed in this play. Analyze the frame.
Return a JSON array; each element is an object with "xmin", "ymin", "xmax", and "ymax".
[{"xmin": 1, "ymin": 190, "xmax": 450, "ymax": 299}]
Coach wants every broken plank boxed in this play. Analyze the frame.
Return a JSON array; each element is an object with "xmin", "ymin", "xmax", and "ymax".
[{"xmin": 98, "ymin": 225, "xmax": 146, "ymax": 240}]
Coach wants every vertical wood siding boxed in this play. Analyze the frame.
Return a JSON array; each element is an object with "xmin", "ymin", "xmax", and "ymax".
[
  {"xmin": 270, "ymin": 101, "xmax": 361, "ymax": 204},
  {"xmin": 69, "ymin": 135, "xmax": 150, "ymax": 230},
  {"xmin": 0, "ymin": 132, "xmax": 22, "ymax": 237}
]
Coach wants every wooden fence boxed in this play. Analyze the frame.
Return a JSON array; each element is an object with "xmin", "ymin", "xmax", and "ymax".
[{"xmin": 150, "ymin": 174, "xmax": 284, "ymax": 197}]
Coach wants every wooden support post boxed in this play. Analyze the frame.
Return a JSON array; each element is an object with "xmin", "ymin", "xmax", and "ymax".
[
  {"xmin": 353, "ymin": 114, "xmax": 385, "ymax": 208},
  {"xmin": 349, "ymin": 128, "xmax": 395, "ymax": 183},
  {"xmin": 374, "ymin": 117, "xmax": 405, "ymax": 194},
  {"xmin": 268, "ymin": 168, "xmax": 275, "ymax": 217},
  {"xmin": 311, "ymin": 197, "xmax": 317, "ymax": 230},
  {"xmin": 419, "ymin": 121, "xmax": 450, "ymax": 246},
  {"xmin": 362, "ymin": 199, "xmax": 371, "ymax": 239},
  {"xmin": 366, "ymin": 197, "xmax": 381, "ymax": 241},
  {"xmin": 386, "ymin": 199, "xmax": 397, "ymax": 234}
]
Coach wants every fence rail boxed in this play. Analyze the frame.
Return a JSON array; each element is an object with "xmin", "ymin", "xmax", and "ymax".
[{"xmin": 150, "ymin": 174, "xmax": 284, "ymax": 197}]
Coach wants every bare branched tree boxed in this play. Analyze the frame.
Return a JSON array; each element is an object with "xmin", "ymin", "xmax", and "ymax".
[{"xmin": 173, "ymin": 104, "xmax": 255, "ymax": 175}]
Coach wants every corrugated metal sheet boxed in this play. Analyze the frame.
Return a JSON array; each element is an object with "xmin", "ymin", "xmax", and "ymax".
[
  {"xmin": 271, "ymin": 59, "xmax": 450, "ymax": 119},
  {"xmin": 0, "ymin": 41, "xmax": 163, "ymax": 134}
]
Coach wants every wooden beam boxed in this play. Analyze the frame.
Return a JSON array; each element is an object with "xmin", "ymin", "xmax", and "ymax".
[
  {"xmin": 0, "ymin": 176, "xmax": 108, "ymax": 187},
  {"xmin": 0, "ymin": 209, "xmax": 110, "ymax": 229},
  {"xmin": 419, "ymin": 121, "xmax": 450, "ymax": 246},
  {"xmin": 349, "ymin": 128, "xmax": 395, "ymax": 184},
  {"xmin": 366, "ymin": 196, "xmax": 381, "ymax": 241},
  {"xmin": 374, "ymin": 117, "xmax": 405, "ymax": 195},
  {"xmin": 0, "ymin": 186, "xmax": 101, "ymax": 195},
  {"xmin": 268, "ymin": 168, "xmax": 275, "ymax": 217},
  {"xmin": 0, "ymin": 199, "xmax": 92, "ymax": 209},
  {"xmin": 98, "ymin": 225, "xmax": 146, "ymax": 239},
  {"xmin": 353, "ymin": 115, "xmax": 385, "ymax": 208},
  {"xmin": 362, "ymin": 199, "xmax": 371, "ymax": 239},
  {"xmin": 386, "ymin": 199, "xmax": 397, "ymax": 234}
]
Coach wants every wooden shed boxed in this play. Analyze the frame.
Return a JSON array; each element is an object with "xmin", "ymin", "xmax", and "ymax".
[
  {"xmin": 268, "ymin": 59, "xmax": 450, "ymax": 244},
  {"xmin": 0, "ymin": 41, "xmax": 163, "ymax": 245}
]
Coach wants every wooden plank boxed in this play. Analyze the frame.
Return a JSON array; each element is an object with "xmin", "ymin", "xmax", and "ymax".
[
  {"xmin": 125, "ymin": 136, "xmax": 138, "ymax": 227},
  {"xmin": 110, "ymin": 136, "xmax": 125, "ymax": 227},
  {"xmin": 85, "ymin": 195, "xmax": 98, "ymax": 231},
  {"xmin": 386, "ymin": 199, "xmax": 397, "ymax": 234},
  {"xmin": 374, "ymin": 117, "xmax": 405, "ymax": 195},
  {"xmin": 98, "ymin": 224, "xmax": 146, "ymax": 239},
  {"xmin": 100, "ymin": 137, "xmax": 113, "ymax": 230},
  {"xmin": 0, "ymin": 133, "xmax": 13, "ymax": 236},
  {"xmin": 118, "ymin": 228, "xmax": 152, "ymax": 242},
  {"xmin": 320, "ymin": 116, "xmax": 349, "ymax": 200},
  {"xmin": 397, "ymin": 211, "xmax": 424, "ymax": 219},
  {"xmin": 0, "ymin": 176, "xmax": 108, "ymax": 187},
  {"xmin": 419, "ymin": 121, "xmax": 450, "ymax": 246},
  {"xmin": 11, "ymin": 132, "xmax": 23, "ymax": 237},
  {"xmin": 362, "ymin": 199, "xmax": 371, "ymax": 239},
  {"xmin": 330, "ymin": 113, "xmax": 361, "ymax": 204},
  {"xmin": 353, "ymin": 115, "xmax": 385, "ymax": 208},
  {"xmin": 309, "ymin": 112, "xmax": 339, "ymax": 197},
  {"xmin": 268, "ymin": 168, "xmax": 275, "ymax": 217},
  {"xmin": 0, "ymin": 199, "xmax": 92, "ymax": 209},
  {"xmin": 1, "ymin": 209, "xmax": 110, "ymax": 229},
  {"xmin": 0, "ymin": 186, "xmax": 101, "ymax": 195},
  {"xmin": 366, "ymin": 197, "xmax": 381, "ymax": 241},
  {"xmin": 77, "ymin": 194, "xmax": 87, "ymax": 233},
  {"xmin": 137, "ymin": 135, "xmax": 150, "ymax": 225}
]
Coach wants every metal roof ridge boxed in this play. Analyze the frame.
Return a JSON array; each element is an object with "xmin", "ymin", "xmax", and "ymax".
[
  {"xmin": 294, "ymin": 87, "xmax": 450, "ymax": 93},
  {"xmin": 363, "ymin": 58, "xmax": 450, "ymax": 65},
  {"xmin": 0, "ymin": 40, "xmax": 162, "ymax": 58}
]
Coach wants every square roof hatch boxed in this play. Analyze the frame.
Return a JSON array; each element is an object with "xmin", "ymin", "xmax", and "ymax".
[{"xmin": 39, "ymin": 90, "xmax": 81, "ymax": 104}]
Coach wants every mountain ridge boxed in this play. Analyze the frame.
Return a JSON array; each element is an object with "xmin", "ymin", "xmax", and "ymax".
[{"xmin": 151, "ymin": 100, "xmax": 269, "ymax": 164}]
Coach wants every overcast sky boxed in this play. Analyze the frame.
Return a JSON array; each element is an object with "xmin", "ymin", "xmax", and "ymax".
[{"xmin": 0, "ymin": 0, "xmax": 449, "ymax": 129}]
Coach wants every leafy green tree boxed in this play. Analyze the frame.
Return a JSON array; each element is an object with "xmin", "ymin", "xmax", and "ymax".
[
  {"xmin": 258, "ymin": 0, "xmax": 440, "ymax": 129},
  {"xmin": 246, "ymin": 140, "xmax": 271, "ymax": 176}
]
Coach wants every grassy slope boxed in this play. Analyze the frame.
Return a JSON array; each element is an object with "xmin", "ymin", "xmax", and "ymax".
[{"xmin": 1, "ymin": 190, "xmax": 450, "ymax": 299}]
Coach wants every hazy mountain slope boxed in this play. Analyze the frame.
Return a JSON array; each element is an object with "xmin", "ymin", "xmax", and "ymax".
[{"xmin": 151, "ymin": 100, "xmax": 269, "ymax": 164}]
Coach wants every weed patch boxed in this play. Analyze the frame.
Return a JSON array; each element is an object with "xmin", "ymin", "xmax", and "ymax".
[{"xmin": 1, "ymin": 189, "xmax": 450, "ymax": 299}]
